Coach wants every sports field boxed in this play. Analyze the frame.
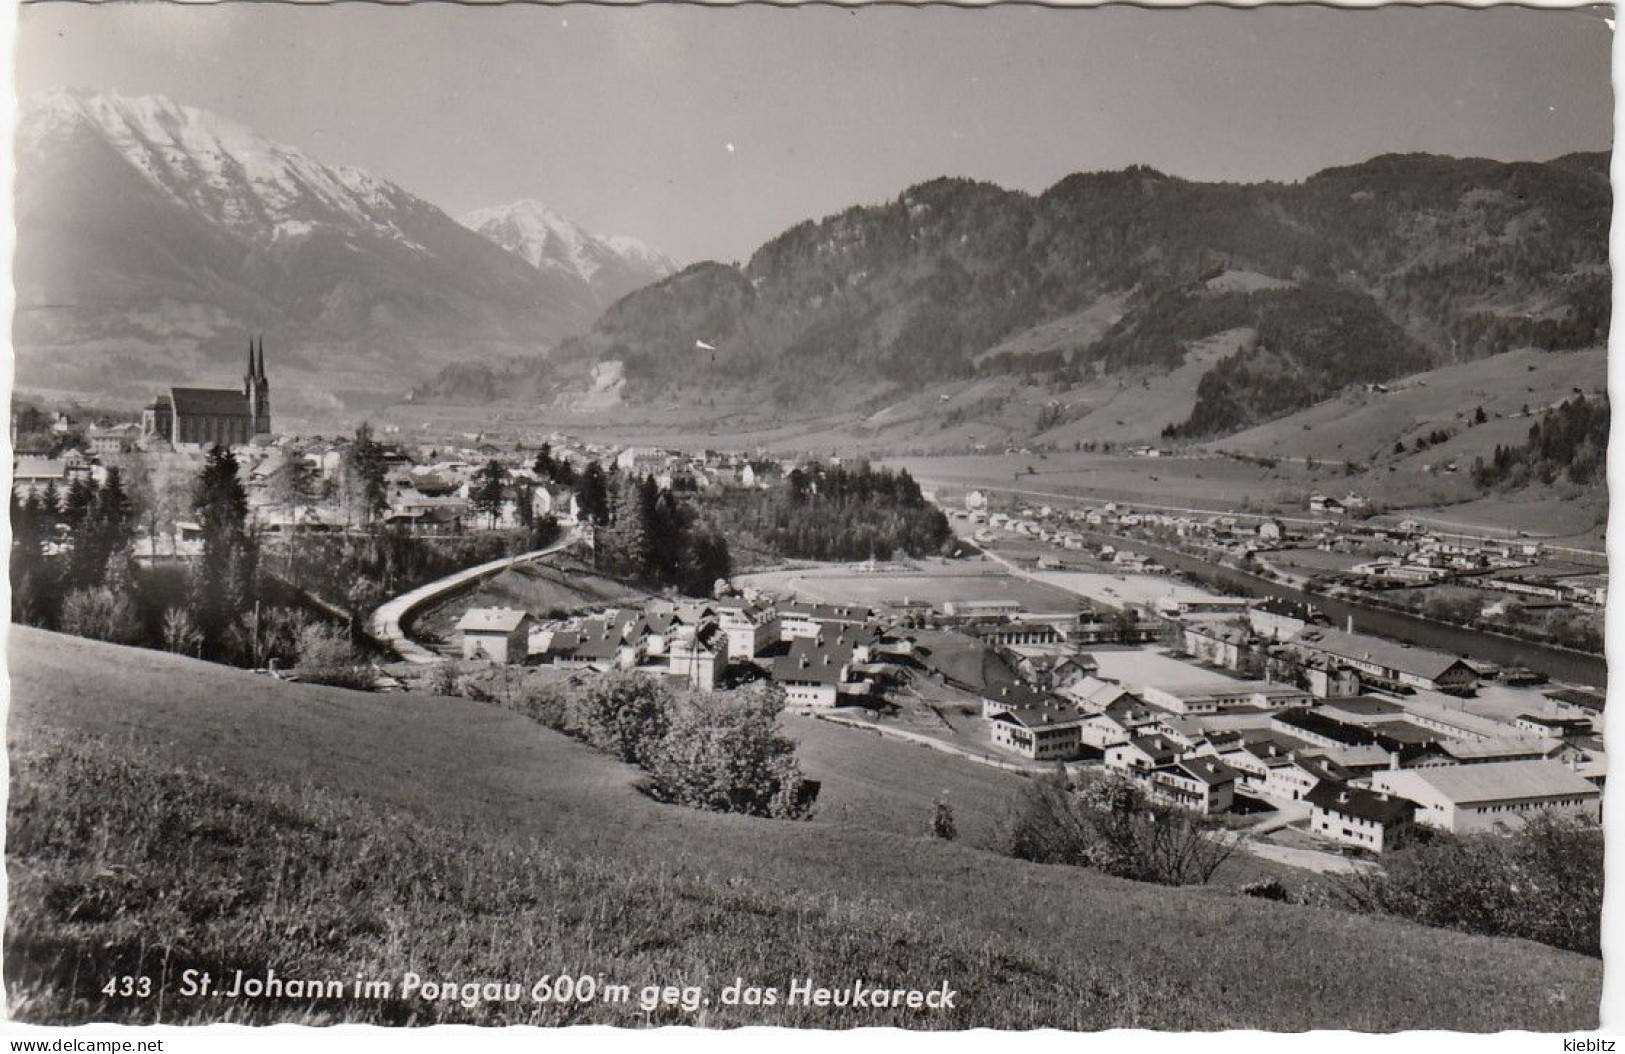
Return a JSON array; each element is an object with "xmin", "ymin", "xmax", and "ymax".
[{"xmin": 739, "ymin": 566, "xmax": 1085, "ymax": 612}]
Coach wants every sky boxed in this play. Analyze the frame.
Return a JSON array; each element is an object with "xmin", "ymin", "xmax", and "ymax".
[{"xmin": 14, "ymin": 3, "xmax": 1615, "ymax": 266}]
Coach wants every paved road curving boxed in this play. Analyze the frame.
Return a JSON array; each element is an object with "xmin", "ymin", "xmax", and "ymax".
[{"xmin": 367, "ymin": 530, "xmax": 580, "ymax": 664}]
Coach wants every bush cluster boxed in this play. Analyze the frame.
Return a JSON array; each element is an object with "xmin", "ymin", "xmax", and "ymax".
[
  {"xmin": 293, "ymin": 624, "xmax": 375, "ymax": 690},
  {"xmin": 1338, "ymin": 813, "xmax": 1602, "ymax": 957},
  {"xmin": 452, "ymin": 671, "xmax": 816, "ymax": 821},
  {"xmin": 997, "ymin": 770, "xmax": 1237, "ymax": 886}
]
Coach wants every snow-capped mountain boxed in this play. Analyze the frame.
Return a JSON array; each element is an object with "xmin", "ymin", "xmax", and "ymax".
[
  {"xmin": 13, "ymin": 89, "xmax": 604, "ymax": 397},
  {"xmin": 460, "ymin": 199, "xmax": 677, "ymax": 307}
]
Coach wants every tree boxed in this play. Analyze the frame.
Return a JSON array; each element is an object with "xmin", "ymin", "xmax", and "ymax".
[
  {"xmin": 999, "ymin": 770, "xmax": 1098, "ymax": 867},
  {"xmin": 560, "ymin": 672, "xmax": 675, "ymax": 766},
  {"xmin": 121, "ymin": 455, "xmax": 190, "ymax": 557},
  {"xmin": 1338, "ymin": 812, "xmax": 1602, "ymax": 956},
  {"xmin": 931, "ymin": 794, "xmax": 958, "ymax": 841},
  {"xmin": 267, "ymin": 452, "xmax": 319, "ymax": 573},
  {"xmin": 469, "ymin": 459, "xmax": 510, "ymax": 529},
  {"xmin": 343, "ymin": 423, "xmax": 389, "ymax": 529},
  {"xmin": 190, "ymin": 446, "xmax": 258, "ymax": 658},
  {"xmin": 575, "ymin": 462, "xmax": 610, "ymax": 527},
  {"xmin": 59, "ymin": 586, "xmax": 142, "ymax": 645},
  {"xmin": 600, "ymin": 475, "xmax": 654, "ymax": 578},
  {"xmin": 69, "ymin": 468, "xmax": 136, "ymax": 590},
  {"xmin": 11, "ymin": 489, "xmax": 47, "ymax": 564},
  {"xmin": 161, "ymin": 606, "xmax": 203, "ymax": 656},
  {"xmin": 293, "ymin": 623, "xmax": 374, "ymax": 690}
]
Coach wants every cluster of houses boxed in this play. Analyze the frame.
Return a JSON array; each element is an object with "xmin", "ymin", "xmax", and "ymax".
[
  {"xmin": 459, "ymin": 595, "xmax": 920, "ymax": 704},
  {"xmin": 966, "ymin": 491, "xmax": 1606, "ymax": 615},
  {"xmin": 12, "ymin": 416, "xmax": 802, "ymax": 551},
  {"xmin": 980, "ymin": 666, "xmax": 1602, "ymax": 851}
]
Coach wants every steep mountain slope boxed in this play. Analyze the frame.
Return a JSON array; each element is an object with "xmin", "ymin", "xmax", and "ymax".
[
  {"xmin": 517, "ymin": 155, "xmax": 1607, "ymax": 435},
  {"xmin": 460, "ymin": 199, "xmax": 677, "ymax": 307},
  {"xmin": 13, "ymin": 89, "xmax": 603, "ymax": 397}
]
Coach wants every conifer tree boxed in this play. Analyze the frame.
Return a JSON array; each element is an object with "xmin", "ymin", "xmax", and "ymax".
[{"xmin": 191, "ymin": 445, "xmax": 257, "ymax": 658}]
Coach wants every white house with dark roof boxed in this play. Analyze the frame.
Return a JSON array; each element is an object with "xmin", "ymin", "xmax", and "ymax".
[
  {"xmin": 777, "ymin": 602, "xmax": 873, "ymax": 641},
  {"xmin": 711, "ymin": 599, "xmax": 780, "ymax": 660},
  {"xmin": 1306, "ymin": 783, "xmax": 1417, "ymax": 852},
  {"xmin": 1260, "ymin": 752, "xmax": 1352, "ymax": 803},
  {"xmin": 668, "ymin": 620, "xmax": 730, "ymax": 691},
  {"xmin": 457, "ymin": 607, "xmax": 533, "ymax": 664},
  {"xmin": 1145, "ymin": 756, "xmax": 1241, "ymax": 815},
  {"xmin": 1077, "ymin": 696, "xmax": 1164, "ymax": 750},
  {"xmin": 1105, "ymin": 734, "xmax": 1184, "ymax": 774},
  {"xmin": 988, "ymin": 703, "xmax": 1087, "ymax": 761},
  {"xmin": 773, "ymin": 636, "xmax": 859, "ymax": 708}
]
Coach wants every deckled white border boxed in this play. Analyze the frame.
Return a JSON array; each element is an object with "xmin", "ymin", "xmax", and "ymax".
[{"xmin": 0, "ymin": 1, "xmax": 1614, "ymax": 1050}]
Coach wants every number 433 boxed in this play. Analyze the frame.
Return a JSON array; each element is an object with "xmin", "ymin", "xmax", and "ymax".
[{"xmin": 102, "ymin": 976, "xmax": 153, "ymax": 997}]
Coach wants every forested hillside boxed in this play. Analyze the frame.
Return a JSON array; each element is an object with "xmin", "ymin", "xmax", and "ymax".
[
  {"xmin": 446, "ymin": 153, "xmax": 1611, "ymax": 437},
  {"xmin": 1471, "ymin": 395, "xmax": 1609, "ymax": 489}
]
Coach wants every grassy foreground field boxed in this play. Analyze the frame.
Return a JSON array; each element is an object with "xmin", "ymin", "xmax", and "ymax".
[{"xmin": 5, "ymin": 628, "xmax": 1602, "ymax": 1029}]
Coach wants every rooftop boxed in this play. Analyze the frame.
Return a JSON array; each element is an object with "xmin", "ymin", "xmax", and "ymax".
[
  {"xmin": 169, "ymin": 387, "xmax": 253, "ymax": 417},
  {"xmin": 1399, "ymin": 760, "xmax": 1600, "ymax": 805},
  {"xmin": 1292, "ymin": 625, "xmax": 1475, "ymax": 683},
  {"xmin": 457, "ymin": 607, "xmax": 531, "ymax": 634},
  {"xmin": 1305, "ymin": 782, "xmax": 1416, "ymax": 826}
]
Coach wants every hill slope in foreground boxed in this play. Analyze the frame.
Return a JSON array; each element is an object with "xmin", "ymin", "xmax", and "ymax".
[{"xmin": 6, "ymin": 628, "xmax": 1599, "ymax": 1029}]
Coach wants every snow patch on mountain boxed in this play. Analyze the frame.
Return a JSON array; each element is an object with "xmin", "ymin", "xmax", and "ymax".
[
  {"xmin": 23, "ymin": 88, "xmax": 428, "ymax": 252},
  {"xmin": 460, "ymin": 199, "xmax": 677, "ymax": 304}
]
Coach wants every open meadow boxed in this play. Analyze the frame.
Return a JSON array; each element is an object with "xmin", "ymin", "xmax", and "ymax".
[{"xmin": 738, "ymin": 564, "xmax": 1084, "ymax": 613}]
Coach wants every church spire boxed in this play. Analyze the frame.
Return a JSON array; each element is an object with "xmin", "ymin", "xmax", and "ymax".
[
  {"xmin": 246, "ymin": 337, "xmax": 256, "ymax": 383},
  {"xmin": 256, "ymin": 335, "xmax": 266, "ymax": 382}
]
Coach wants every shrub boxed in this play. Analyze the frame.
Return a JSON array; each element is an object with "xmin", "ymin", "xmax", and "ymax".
[
  {"xmin": 293, "ymin": 624, "xmax": 374, "ymax": 691},
  {"xmin": 643, "ymin": 688, "xmax": 814, "ymax": 819},
  {"xmin": 1338, "ymin": 812, "xmax": 1602, "ymax": 956},
  {"xmin": 998, "ymin": 772, "xmax": 1098, "ymax": 867},
  {"xmin": 998, "ymin": 771, "xmax": 1237, "ymax": 886},
  {"xmin": 931, "ymin": 795, "xmax": 958, "ymax": 841},
  {"xmin": 256, "ymin": 607, "xmax": 309, "ymax": 667},
  {"xmin": 560, "ymin": 673, "xmax": 674, "ymax": 766},
  {"xmin": 427, "ymin": 661, "xmax": 460, "ymax": 696},
  {"xmin": 1241, "ymin": 878, "xmax": 1292, "ymax": 902},
  {"xmin": 160, "ymin": 607, "xmax": 202, "ymax": 656},
  {"xmin": 59, "ymin": 588, "xmax": 143, "ymax": 646}
]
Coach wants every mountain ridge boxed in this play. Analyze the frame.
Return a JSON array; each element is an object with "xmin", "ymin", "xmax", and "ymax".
[
  {"xmin": 458, "ymin": 198, "xmax": 677, "ymax": 308},
  {"xmin": 469, "ymin": 151, "xmax": 1607, "ymax": 437},
  {"xmin": 11, "ymin": 90, "xmax": 667, "ymax": 405}
]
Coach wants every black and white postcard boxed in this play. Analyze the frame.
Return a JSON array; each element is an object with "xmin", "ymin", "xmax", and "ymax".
[{"xmin": 3, "ymin": 0, "xmax": 1612, "ymax": 1043}]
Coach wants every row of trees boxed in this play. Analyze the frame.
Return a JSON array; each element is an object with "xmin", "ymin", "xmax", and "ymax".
[
  {"xmin": 11, "ymin": 447, "xmax": 281, "ymax": 665},
  {"xmin": 702, "ymin": 462, "xmax": 952, "ymax": 562},
  {"xmin": 571, "ymin": 470, "xmax": 731, "ymax": 596},
  {"xmin": 1471, "ymin": 395, "xmax": 1608, "ymax": 489}
]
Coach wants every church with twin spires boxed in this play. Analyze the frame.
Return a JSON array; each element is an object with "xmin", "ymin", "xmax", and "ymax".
[{"xmin": 142, "ymin": 337, "xmax": 273, "ymax": 449}]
